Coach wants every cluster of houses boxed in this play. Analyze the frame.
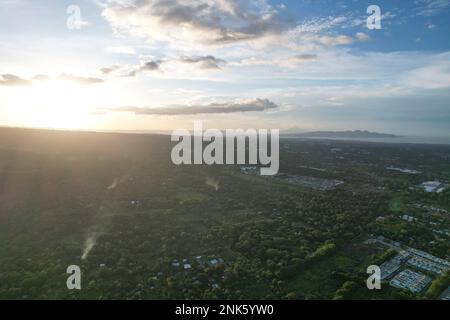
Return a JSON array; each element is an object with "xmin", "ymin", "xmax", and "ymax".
[
  {"xmin": 406, "ymin": 248, "xmax": 450, "ymax": 269},
  {"xmin": 380, "ymin": 251, "xmax": 410, "ymax": 280},
  {"xmin": 148, "ymin": 256, "xmax": 225, "ymax": 290},
  {"xmin": 171, "ymin": 256, "xmax": 225, "ymax": 271},
  {"xmin": 171, "ymin": 259, "xmax": 192, "ymax": 271},
  {"xmin": 400, "ymin": 214, "xmax": 417, "ymax": 223},
  {"xmin": 277, "ymin": 173, "xmax": 344, "ymax": 191},
  {"xmin": 413, "ymin": 203, "xmax": 448, "ymax": 214},
  {"xmin": 439, "ymin": 286, "xmax": 450, "ymax": 300},
  {"xmin": 407, "ymin": 256, "xmax": 448, "ymax": 276},
  {"xmin": 370, "ymin": 237, "xmax": 450, "ymax": 295},
  {"xmin": 418, "ymin": 181, "xmax": 446, "ymax": 193},
  {"xmin": 390, "ymin": 269, "xmax": 432, "ymax": 294},
  {"xmin": 386, "ymin": 167, "xmax": 421, "ymax": 175}
]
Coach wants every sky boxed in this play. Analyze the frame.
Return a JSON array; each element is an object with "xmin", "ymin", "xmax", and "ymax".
[{"xmin": 1, "ymin": 0, "xmax": 450, "ymax": 136}]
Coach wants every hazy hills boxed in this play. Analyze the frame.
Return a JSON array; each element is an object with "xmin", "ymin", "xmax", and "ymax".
[{"xmin": 283, "ymin": 130, "xmax": 399, "ymax": 139}]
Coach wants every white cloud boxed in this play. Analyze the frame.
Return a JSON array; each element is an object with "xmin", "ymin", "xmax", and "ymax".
[
  {"xmin": 355, "ymin": 32, "xmax": 370, "ymax": 41},
  {"xmin": 326, "ymin": 96, "xmax": 344, "ymax": 106},
  {"xmin": 292, "ymin": 16, "xmax": 348, "ymax": 33},
  {"xmin": 58, "ymin": 73, "xmax": 104, "ymax": 85},
  {"xmin": 314, "ymin": 34, "xmax": 354, "ymax": 46},
  {"xmin": 230, "ymin": 54, "xmax": 317, "ymax": 69},
  {"xmin": 415, "ymin": 0, "xmax": 450, "ymax": 16},
  {"xmin": 101, "ymin": 0, "xmax": 291, "ymax": 46},
  {"xmin": 99, "ymin": 0, "xmax": 368, "ymax": 55},
  {"xmin": 0, "ymin": 74, "xmax": 32, "ymax": 86},
  {"xmin": 276, "ymin": 54, "xmax": 317, "ymax": 69},
  {"xmin": 105, "ymin": 46, "xmax": 137, "ymax": 54},
  {"xmin": 401, "ymin": 52, "xmax": 450, "ymax": 89},
  {"xmin": 99, "ymin": 55, "xmax": 226, "ymax": 79}
]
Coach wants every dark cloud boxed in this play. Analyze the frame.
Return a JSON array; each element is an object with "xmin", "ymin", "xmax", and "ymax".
[
  {"xmin": 139, "ymin": 61, "xmax": 160, "ymax": 72},
  {"xmin": 0, "ymin": 74, "xmax": 32, "ymax": 86},
  {"xmin": 107, "ymin": 98, "xmax": 279, "ymax": 115},
  {"xmin": 180, "ymin": 56, "xmax": 226, "ymax": 69},
  {"xmin": 58, "ymin": 73, "xmax": 104, "ymax": 85}
]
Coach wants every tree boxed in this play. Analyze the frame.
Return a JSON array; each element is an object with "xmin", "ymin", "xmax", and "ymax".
[
  {"xmin": 423, "ymin": 271, "xmax": 450, "ymax": 300},
  {"xmin": 286, "ymin": 292, "xmax": 298, "ymax": 300}
]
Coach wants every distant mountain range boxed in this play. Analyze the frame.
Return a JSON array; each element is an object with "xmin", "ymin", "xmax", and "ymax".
[{"xmin": 283, "ymin": 130, "xmax": 399, "ymax": 139}]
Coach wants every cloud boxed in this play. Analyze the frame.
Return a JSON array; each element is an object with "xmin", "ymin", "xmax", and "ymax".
[
  {"xmin": 0, "ymin": 74, "xmax": 32, "ymax": 86},
  {"xmin": 351, "ymin": 10, "xmax": 397, "ymax": 28},
  {"xmin": 105, "ymin": 46, "xmax": 136, "ymax": 54},
  {"xmin": 100, "ymin": 1, "xmax": 364, "ymax": 54},
  {"xmin": 415, "ymin": 0, "xmax": 450, "ymax": 16},
  {"xmin": 286, "ymin": 54, "xmax": 317, "ymax": 62},
  {"xmin": 98, "ymin": 0, "xmax": 375, "ymax": 69},
  {"xmin": 276, "ymin": 54, "xmax": 317, "ymax": 69},
  {"xmin": 139, "ymin": 60, "xmax": 161, "ymax": 71},
  {"xmin": 2, "ymin": 73, "xmax": 105, "ymax": 86},
  {"xmin": 100, "ymin": 60, "xmax": 161, "ymax": 78},
  {"xmin": 282, "ymin": 29, "xmax": 368, "ymax": 52},
  {"xmin": 101, "ymin": 0, "xmax": 292, "ymax": 45},
  {"xmin": 355, "ymin": 32, "xmax": 370, "ymax": 41},
  {"xmin": 231, "ymin": 54, "xmax": 317, "ymax": 69},
  {"xmin": 100, "ymin": 65, "xmax": 121, "ymax": 75},
  {"xmin": 58, "ymin": 73, "xmax": 104, "ymax": 85},
  {"xmin": 99, "ymin": 62, "xmax": 158, "ymax": 77},
  {"xmin": 230, "ymin": 57, "xmax": 270, "ymax": 67},
  {"xmin": 32, "ymin": 74, "xmax": 49, "ymax": 81},
  {"xmin": 107, "ymin": 98, "xmax": 279, "ymax": 115},
  {"xmin": 326, "ymin": 96, "xmax": 345, "ymax": 106},
  {"xmin": 293, "ymin": 16, "xmax": 348, "ymax": 33},
  {"xmin": 401, "ymin": 52, "xmax": 450, "ymax": 89},
  {"xmin": 314, "ymin": 34, "xmax": 354, "ymax": 46},
  {"xmin": 100, "ymin": 56, "xmax": 224, "ymax": 77},
  {"xmin": 179, "ymin": 55, "xmax": 226, "ymax": 69}
]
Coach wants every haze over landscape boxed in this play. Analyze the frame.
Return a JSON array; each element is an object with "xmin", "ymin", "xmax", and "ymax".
[{"xmin": 1, "ymin": 0, "xmax": 450, "ymax": 303}]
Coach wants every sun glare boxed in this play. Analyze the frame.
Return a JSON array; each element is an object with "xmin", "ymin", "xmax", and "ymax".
[{"xmin": 4, "ymin": 79, "xmax": 100, "ymax": 130}]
